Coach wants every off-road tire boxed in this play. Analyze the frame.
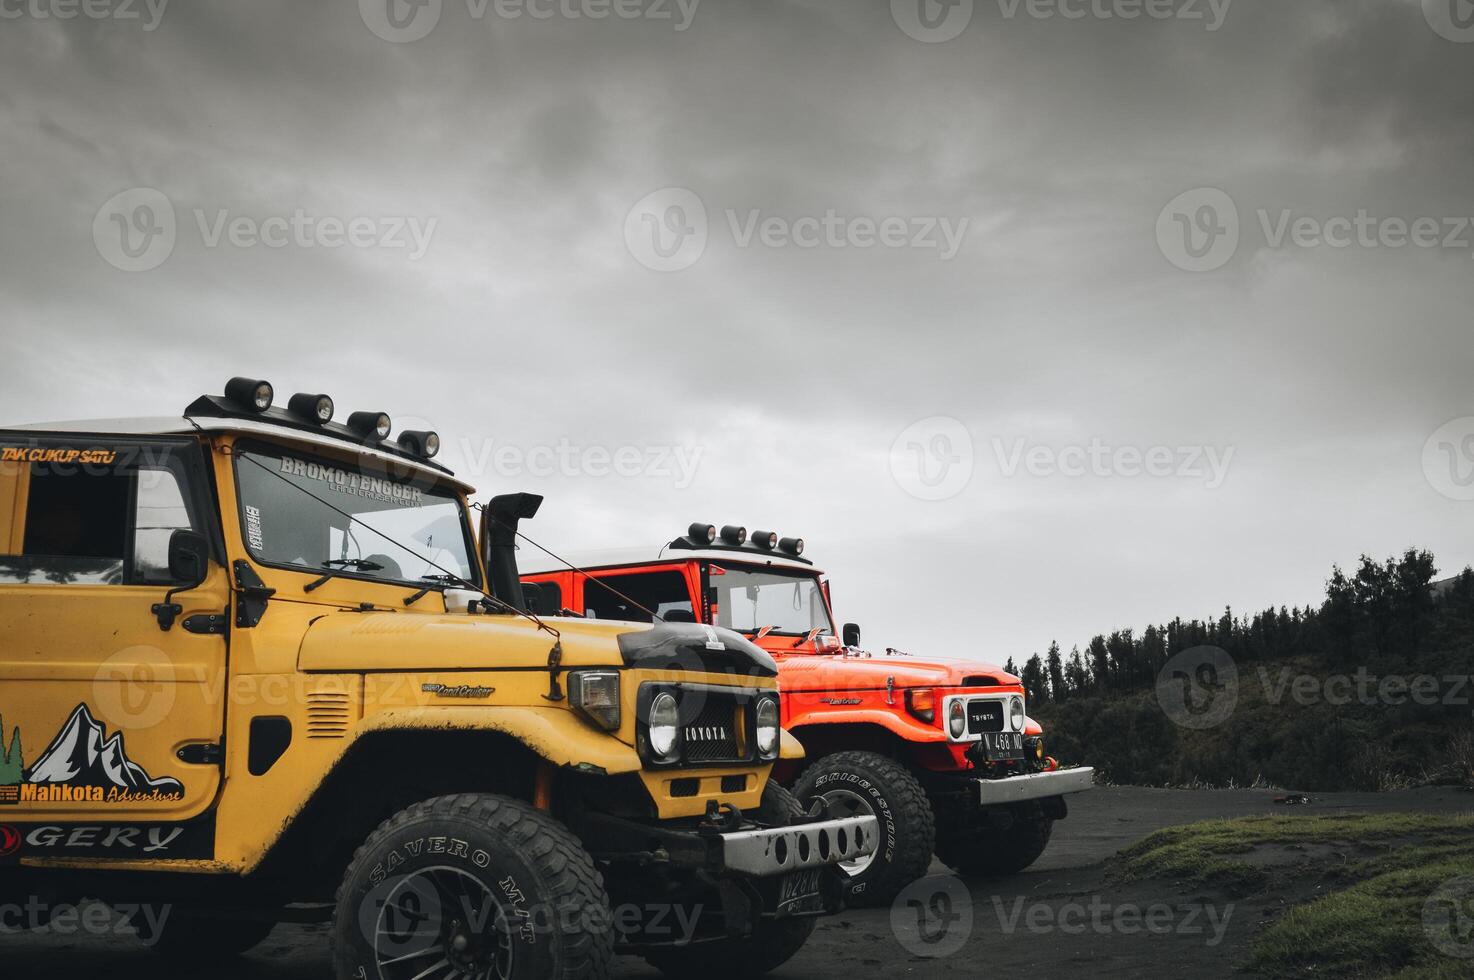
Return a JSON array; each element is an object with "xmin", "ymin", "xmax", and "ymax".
[
  {"xmin": 331, "ymin": 793, "xmax": 614, "ymax": 980},
  {"xmin": 135, "ymin": 911, "xmax": 277, "ymax": 958},
  {"xmin": 641, "ymin": 781, "xmax": 817, "ymax": 979},
  {"xmin": 793, "ymin": 751, "xmax": 935, "ymax": 907},
  {"xmin": 936, "ymin": 813, "xmax": 1054, "ymax": 877}
]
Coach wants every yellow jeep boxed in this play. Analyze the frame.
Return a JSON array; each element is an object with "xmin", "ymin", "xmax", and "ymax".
[{"xmin": 0, "ymin": 378, "xmax": 875, "ymax": 979}]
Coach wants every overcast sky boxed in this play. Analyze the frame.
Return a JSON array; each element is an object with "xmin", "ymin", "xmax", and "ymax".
[{"xmin": 1, "ymin": 0, "xmax": 1471, "ymax": 663}]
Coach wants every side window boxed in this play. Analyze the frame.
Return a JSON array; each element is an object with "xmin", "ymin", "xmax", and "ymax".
[
  {"xmin": 524, "ymin": 579, "xmax": 563, "ymax": 616},
  {"xmin": 0, "ymin": 444, "xmax": 204, "ymax": 587},
  {"xmin": 584, "ymin": 571, "xmax": 694, "ymax": 624},
  {"xmin": 132, "ymin": 465, "xmax": 197, "ymax": 583}
]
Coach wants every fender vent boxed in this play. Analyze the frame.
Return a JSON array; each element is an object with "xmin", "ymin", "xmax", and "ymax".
[{"xmin": 305, "ymin": 692, "xmax": 352, "ymax": 739}]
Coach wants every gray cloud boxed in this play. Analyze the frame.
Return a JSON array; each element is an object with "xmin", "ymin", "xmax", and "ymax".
[{"xmin": 0, "ymin": 0, "xmax": 1470, "ymax": 661}]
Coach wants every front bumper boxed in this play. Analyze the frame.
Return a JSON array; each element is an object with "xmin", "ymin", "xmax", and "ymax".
[
  {"xmin": 976, "ymin": 766, "xmax": 1095, "ymax": 806},
  {"xmin": 719, "ymin": 814, "xmax": 876, "ymax": 877},
  {"xmin": 580, "ymin": 809, "xmax": 878, "ymax": 878},
  {"xmin": 583, "ymin": 810, "xmax": 880, "ymax": 946}
]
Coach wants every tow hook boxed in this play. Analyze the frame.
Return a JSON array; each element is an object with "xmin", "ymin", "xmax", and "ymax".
[{"xmin": 698, "ymin": 800, "xmax": 744, "ymax": 835}]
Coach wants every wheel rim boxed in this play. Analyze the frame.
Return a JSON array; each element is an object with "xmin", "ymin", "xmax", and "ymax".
[
  {"xmin": 373, "ymin": 865, "xmax": 515, "ymax": 980},
  {"xmin": 816, "ymin": 789, "xmax": 879, "ymax": 877}
]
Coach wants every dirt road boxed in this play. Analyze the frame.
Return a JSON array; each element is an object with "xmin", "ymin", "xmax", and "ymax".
[{"xmin": 4, "ymin": 786, "xmax": 1469, "ymax": 979}]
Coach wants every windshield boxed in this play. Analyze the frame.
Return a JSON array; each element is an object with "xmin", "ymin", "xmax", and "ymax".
[
  {"xmin": 234, "ymin": 446, "xmax": 477, "ymax": 588},
  {"xmin": 707, "ymin": 564, "xmax": 833, "ymax": 636}
]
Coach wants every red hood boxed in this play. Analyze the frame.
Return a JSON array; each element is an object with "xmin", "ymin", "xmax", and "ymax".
[{"xmin": 770, "ymin": 649, "xmax": 1020, "ymax": 693}]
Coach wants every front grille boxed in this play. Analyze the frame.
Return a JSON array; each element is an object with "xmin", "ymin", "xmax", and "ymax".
[
  {"xmin": 966, "ymin": 699, "xmax": 1005, "ymax": 735},
  {"xmin": 682, "ymin": 694, "xmax": 742, "ymax": 763}
]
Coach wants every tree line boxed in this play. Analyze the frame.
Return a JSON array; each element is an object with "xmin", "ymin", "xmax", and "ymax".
[{"xmin": 1020, "ymin": 550, "xmax": 1474, "ymax": 790}]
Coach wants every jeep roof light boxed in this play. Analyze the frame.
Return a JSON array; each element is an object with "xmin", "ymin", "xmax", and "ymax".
[
  {"xmin": 347, "ymin": 411, "xmax": 392, "ymax": 441},
  {"xmin": 183, "ymin": 379, "xmax": 454, "ymax": 474},
  {"xmin": 720, "ymin": 525, "xmax": 747, "ymax": 545},
  {"xmin": 287, "ymin": 392, "xmax": 334, "ymax": 425},
  {"xmin": 398, "ymin": 430, "xmax": 441, "ymax": 458},
  {"xmin": 224, "ymin": 376, "xmax": 274, "ymax": 413}
]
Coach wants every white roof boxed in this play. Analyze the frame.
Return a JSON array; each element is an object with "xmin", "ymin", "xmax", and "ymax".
[
  {"xmin": 520, "ymin": 544, "xmax": 821, "ymax": 576},
  {"xmin": 4, "ymin": 416, "xmax": 472, "ymax": 493}
]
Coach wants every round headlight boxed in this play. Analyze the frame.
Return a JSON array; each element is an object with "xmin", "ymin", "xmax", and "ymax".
[
  {"xmin": 397, "ymin": 430, "xmax": 441, "ymax": 459},
  {"xmin": 288, "ymin": 392, "xmax": 334, "ymax": 424},
  {"xmin": 948, "ymin": 699, "xmax": 967, "ymax": 740},
  {"xmin": 689, "ymin": 523, "xmax": 717, "ymax": 545},
  {"xmin": 225, "ymin": 377, "xmax": 274, "ymax": 413},
  {"xmin": 348, "ymin": 411, "xmax": 393, "ymax": 441},
  {"xmin": 1010, "ymin": 697, "xmax": 1026, "ymax": 732},
  {"xmin": 648, "ymin": 692, "xmax": 680, "ymax": 762},
  {"xmin": 755, "ymin": 697, "xmax": 780, "ymax": 757}
]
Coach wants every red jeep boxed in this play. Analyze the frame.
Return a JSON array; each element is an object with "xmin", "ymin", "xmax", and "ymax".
[{"xmin": 523, "ymin": 523, "xmax": 1093, "ymax": 905}]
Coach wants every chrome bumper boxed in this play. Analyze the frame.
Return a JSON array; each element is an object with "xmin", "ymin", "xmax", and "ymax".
[
  {"xmin": 976, "ymin": 767, "xmax": 1095, "ymax": 806},
  {"xmin": 719, "ymin": 814, "xmax": 878, "ymax": 878}
]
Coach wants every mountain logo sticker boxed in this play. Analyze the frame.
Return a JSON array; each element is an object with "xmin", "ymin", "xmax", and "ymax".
[{"xmin": 0, "ymin": 704, "xmax": 184, "ymax": 806}]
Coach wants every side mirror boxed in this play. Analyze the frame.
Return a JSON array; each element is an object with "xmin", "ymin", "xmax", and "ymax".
[
  {"xmin": 843, "ymin": 623, "xmax": 862, "ymax": 648},
  {"xmin": 153, "ymin": 530, "xmax": 211, "ymax": 632},
  {"xmin": 167, "ymin": 529, "xmax": 211, "ymax": 586}
]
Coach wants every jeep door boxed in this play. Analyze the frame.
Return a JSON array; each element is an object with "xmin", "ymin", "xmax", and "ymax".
[{"xmin": 0, "ymin": 434, "xmax": 228, "ymax": 838}]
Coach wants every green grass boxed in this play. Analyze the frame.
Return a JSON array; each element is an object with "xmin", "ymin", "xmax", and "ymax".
[{"xmin": 1117, "ymin": 813, "xmax": 1474, "ymax": 977}]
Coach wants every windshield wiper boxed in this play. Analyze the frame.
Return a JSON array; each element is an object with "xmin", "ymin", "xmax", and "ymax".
[
  {"xmin": 404, "ymin": 574, "xmax": 462, "ymax": 607},
  {"xmin": 304, "ymin": 558, "xmax": 385, "ymax": 594}
]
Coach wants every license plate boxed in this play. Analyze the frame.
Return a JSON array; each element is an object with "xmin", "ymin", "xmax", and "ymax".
[
  {"xmin": 775, "ymin": 869, "xmax": 825, "ymax": 915},
  {"xmin": 978, "ymin": 731, "xmax": 1025, "ymax": 761}
]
